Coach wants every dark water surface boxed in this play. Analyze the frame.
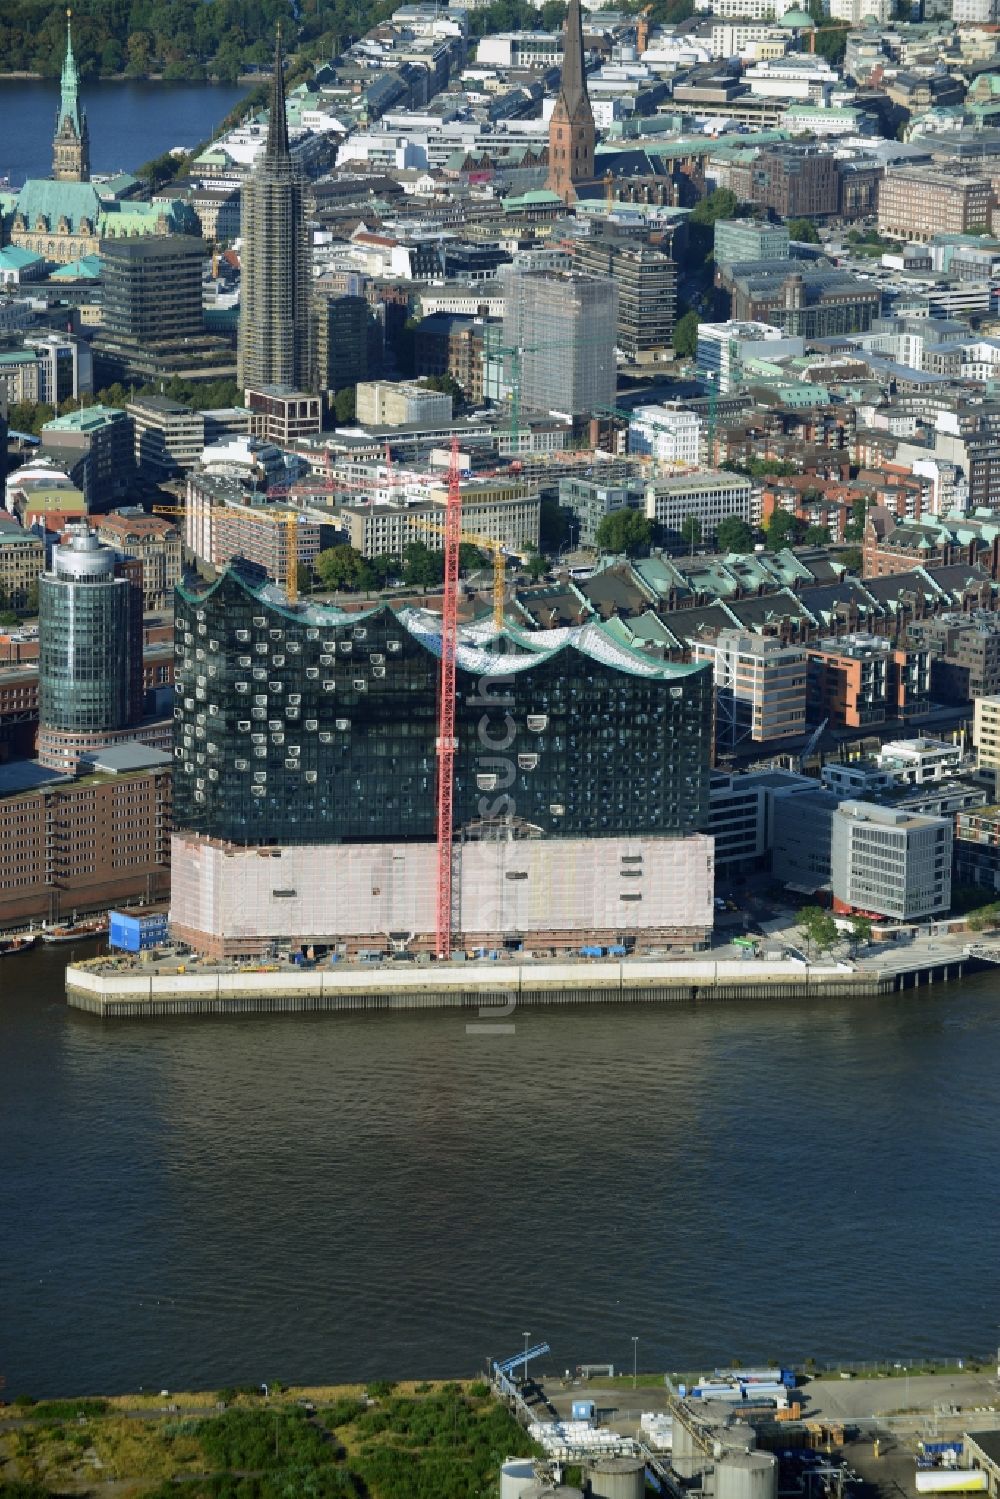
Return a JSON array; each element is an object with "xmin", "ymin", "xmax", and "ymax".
[
  {"xmin": 3, "ymin": 945, "xmax": 999, "ymax": 1398},
  {"xmin": 0, "ymin": 79, "xmax": 248, "ymax": 187}
]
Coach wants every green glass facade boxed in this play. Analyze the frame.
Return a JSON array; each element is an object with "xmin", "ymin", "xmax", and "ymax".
[
  {"xmin": 39, "ymin": 535, "xmax": 140, "ymax": 734},
  {"xmin": 173, "ymin": 568, "xmax": 713, "ymax": 846}
]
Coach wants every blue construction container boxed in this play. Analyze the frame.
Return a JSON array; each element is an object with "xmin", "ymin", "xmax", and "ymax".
[
  {"xmin": 571, "ymin": 1400, "xmax": 596, "ymax": 1423},
  {"xmin": 109, "ymin": 911, "xmax": 169, "ymax": 952}
]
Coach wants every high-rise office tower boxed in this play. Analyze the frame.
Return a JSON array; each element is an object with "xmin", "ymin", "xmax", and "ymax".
[
  {"xmin": 237, "ymin": 33, "xmax": 313, "ymax": 392},
  {"xmin": 547, "ymin": 0, "xmax": 595, "ymax": 204},
  {"xmin": 101, "ymin": 236, "xmax": 205, "ymax": 345},
  {"xmin": 38, "ymin": 528, "xmax": 143, "ymax": 772},
  {"xmin": 52, "ymin": 11, "xmax": 90, "ymax": 183},
  {"xmin": 503, "ymin": 268, "xmax": 617, "ymax": 417}
]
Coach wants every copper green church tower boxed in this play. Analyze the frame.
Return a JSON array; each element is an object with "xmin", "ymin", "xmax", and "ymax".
[{"xmin": 52, "ymin": 10, "xmax": 90, "ymax": 182}]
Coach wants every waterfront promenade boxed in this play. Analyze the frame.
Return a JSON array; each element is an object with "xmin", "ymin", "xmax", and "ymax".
[{"xmin": 64, "ymin": 938, "xmax": 974, "ymax": 1019}]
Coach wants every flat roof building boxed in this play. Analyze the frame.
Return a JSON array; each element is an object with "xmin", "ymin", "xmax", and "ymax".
[{"xmin": 831, "ymin": 799, "xmax": 952, "ymax": 920}]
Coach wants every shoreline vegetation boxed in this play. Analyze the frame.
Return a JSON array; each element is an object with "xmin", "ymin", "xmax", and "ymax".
[
  {"xmin": 0, "ymin": 1380, "xmax": 540, "ymax": 1499},
  {"xmin": 0, "ymin": 72, "xmax": 264, "ymax": 83}
]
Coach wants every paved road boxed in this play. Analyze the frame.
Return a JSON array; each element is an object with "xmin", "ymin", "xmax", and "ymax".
[{"xmin": 801, "ymin": 1372, "xmax": 1000, "ymax": 1421}]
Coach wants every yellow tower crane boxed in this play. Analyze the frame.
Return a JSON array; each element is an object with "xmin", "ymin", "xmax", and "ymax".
[
  {"xmin": 410, "ymin": 515, "xmax": 508, "ymax": 629},
  {"xmin": 153, "ymin": 504, "xmax": 301, "ymax": 604}
]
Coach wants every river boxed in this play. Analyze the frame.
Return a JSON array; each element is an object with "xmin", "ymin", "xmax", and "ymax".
[
  {"xmin": 3, "ymin": 946, "xmax": 999, "ymax": 1399},
  {"xmin": 0, "ymin": 79, "xmax": 249, "ymax": 187}
]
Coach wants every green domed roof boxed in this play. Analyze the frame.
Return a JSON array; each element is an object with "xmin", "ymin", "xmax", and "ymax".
[{"xmin": 780, "ymin": 7, "xmax": 816, "ymax": 24}]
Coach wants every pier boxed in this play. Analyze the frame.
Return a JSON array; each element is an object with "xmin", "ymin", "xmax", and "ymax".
[{"xmin": 64, "ymin": 950, "xmax": 970, "ymax": 1020}]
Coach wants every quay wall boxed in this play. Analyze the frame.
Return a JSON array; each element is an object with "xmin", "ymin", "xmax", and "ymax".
[{"xmin": 64, "ymin": 955, "xmax": 967, "ymax": 1019}]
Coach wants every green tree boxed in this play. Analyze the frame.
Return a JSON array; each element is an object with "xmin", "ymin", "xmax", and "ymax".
[
  {"xmin": 766, "ymin": 509, "xmax": 806, "ymax": 550},
  {"xmin": 333, "ymin": 386, "xmax": 357, "ymax": 424},
  {"xmin": 314, "ymin": 544, "xmax": 370, "ymax": 591},
  {"xmin": 844, "ymin": 495, "xmax": 868, "ymax": 542},
  {"xmin": 368, "ymin": 553, "xmax": 402, "ymax": 588},
  {"xmin": 797, "ymin": 905, "xmax": 838, "ymax": 954},
  {"xmin": 525, "ymin": 552, "xmax": 548, "ymax": 581},
  {"xmin": 850, "ymin": 915, "xmax": 873, "ymax": 948},
  {"xmin": 715, "ymin": 515, "xmax": 753, "ymax": 554},
  {"xmin": 459, "ymin": 542, "xmax": 487, "ymax": 574},
  {"xmin": 967, "ymin": 902, "xmax": 1000, "ymax": 932},
  {"xmin": 804, "ymin": 523, "xmax": 830, "ymax": 544},
  {"xmin": 813, "ymin": 21, "xmax": 848, "ymax": 60},
  {"xmin": 403, "ymin": 541, "xmax": 444, "ymax": 589},
  {"xmin": 595, "ymin": 508, "xmax": 654, "ymax": 556},
  {"xmin": 787, "ymin": 218, "xmax": 820, "ymax": 244},
  {"xmin": 839, "ymin": 545, "xmax": 863, "ymax": 574},
  {"xmin": 680, "ymin": 514, "xmax": 703, "ymax": 553},
  {"xmin": 673, "ymin": 309, "xmax": 700, "ymax": 359},
  {"xmin": 690, "ymin": 188, "xmax": 738, "ymax": 226}
]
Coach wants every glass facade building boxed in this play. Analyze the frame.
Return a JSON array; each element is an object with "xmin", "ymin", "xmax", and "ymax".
[
  {"xmin": 39, "ymin": 529, "xmax": 141, "ymax": 734},
  {"xmin": 173, "ymin": 567, "xmax": 713, "ymax": 846}
]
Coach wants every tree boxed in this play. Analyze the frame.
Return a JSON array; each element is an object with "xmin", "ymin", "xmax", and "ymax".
[
  {"xmin": 797, "ymin": 905, "xmax": 838, "ymax": 954},
  {"xmin": 690, "ymin": 188, "xmax": 738, "ymax": 226},
  {"xmin": 787, "ymin": 218, "xmax": 820, "ymax": 244},
  {"xmin": 844, "ymin": 496, "xmax": 868, "ymax": 542},
  {"xmin": 368, "ymin": 553, "xmax": 402, "ymax": 589},
  {"xmin": 680, "ymin": 514, "xmax": 703, "ymax": 553},
  {"xmin": 804, "ymin": 523, "xmax": 831, "ymax": 544},
  {"xmin": 595, "ymin": 508, "xmax": 654, "ymax": 556},
  {"xmin": 967, "ymin": 902, "xmax": 1000, "ymax": 932},
  {"xmin": 673, "ymin": 309, "xmax": 700, "ymax": 359},
  {"xmin": 715, "ymin": 515, "xmax": 753, "ymax": 554},
  {"xmin": 524, "ymin": 552, "xmax": 547, "ymax": 581},
  {"xmin": 850, "ymin": 916, "xmax": 873, "ymax": 948},
  {"xmin": 333, "ymin": 386, "xmax": 357, "ymax": 424},
  {"xmin": 314, "ymin": 544, "xmax": 370, "ymax": 592},
  {"xmin": 458, "ymin": 543, "xmax": 487, "ymax": 574},
  {"xmin": 766, "ymin": 509, "xmax": 806, "ymax": 551},
  {"xmin": 839, "ymin": 545, "xmax": 863, "ymax": 574},
  {"xmin": 402, "ymin": 541, "xmax": 444, "ymax": 590}
]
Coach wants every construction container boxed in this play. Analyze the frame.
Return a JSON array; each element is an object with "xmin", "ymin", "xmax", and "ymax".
[
  {"xmin": 571, "ymin": 1400, "xmax": 596, "ymax": 1423},
  {"xmin": 715, "ymin": 1450, "xmax": 779, "ymax": 1499},
  {"xmin": 109, "ymin": 910, "xmax": 169, "ymax": 952},
  {"xmin": 915, "ymin": 1474, "xmax": 987, "ymax": 1493},
  {"xmin": 586, "ymin": 1455, "xmax": 647, "ymax": 1499}
]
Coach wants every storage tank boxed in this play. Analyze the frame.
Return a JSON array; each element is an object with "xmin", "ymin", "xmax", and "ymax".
[
  {"xmin": 715, "ymin": 1449, "xmax": 778, "ymax": 1499},
  {"xmin": 723, "ymin": 1425, "xmax": 758, "ymax": 1453},
  {"xmin": 521, "ymin": 1485, "xmax": 585, "ymax": 1499},
  {"xmin": 501, "ymin": 1458, "xmax": 539, "ymax": 1499},
  {"xmin": 586, "ymin": 1456, "xmax": 647, "ymax": 1499}
]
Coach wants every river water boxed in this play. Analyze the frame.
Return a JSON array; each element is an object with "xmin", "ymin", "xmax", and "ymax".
[
  {"xmin": 0, "ymin": 80, "xmax": 249, "ymax": 187},
  {"xmin": 3, "ymin": 946, "xmax": 1000, "ymax": 1399}
]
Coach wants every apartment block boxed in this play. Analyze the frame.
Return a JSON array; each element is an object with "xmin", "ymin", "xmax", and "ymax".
[
  {"xmin": 973, "ymin": 694, "xmax": 1000, "ymax": 778},
  {"xmin": 0, "ymin": 530, "xmax": 44, "ymax": 611},
  {"xmin": 878, "ymin": 168, "xmax": 995, "ymax": 243},
  {"xmin": 830, "ymin": 800, "xmax": 952, "ymax": 920},
  {"xmin": 909, "ymin": 614, "xmax": 1000, "ymax": 701},
  {"xmin": 355, "ymin": 380, "xmax": 453, "ymax": 427},
  {"xmin": 95, "ymin": 511, "xmax": 183, "ymax": 612},
  {"xmin": 129, "ymin": 396, "xmax": 206, "ymax": 479},
  {"xmin": 689, "ymin": 630, "xmax": 807, "ymax": 747},
  {"xmin": 245, "ymin": 386, "xmax": 323, "ymax": 446},
  {"xmin": 806, "ymin": 633, "xmax": 930, "ymax": 728}
]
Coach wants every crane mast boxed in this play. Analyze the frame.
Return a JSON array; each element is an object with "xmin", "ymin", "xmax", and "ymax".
[{"xmin": 435, "ymin": 437, "xmax": 463, "ymax": 959}]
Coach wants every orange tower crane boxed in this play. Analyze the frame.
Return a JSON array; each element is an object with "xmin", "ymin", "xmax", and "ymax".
[{"xmin": 434, "ymin": 437, "xmax": 463, "ymax": 960}]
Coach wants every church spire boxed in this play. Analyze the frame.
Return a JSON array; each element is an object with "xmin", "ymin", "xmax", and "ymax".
[
  {"xmin": 265, "ymin": 27, "xmax": 290, "ymax": 163},
  {"xmin": 558, "ymin": 0, "xmax": 587, "ymax": 119},
  {"xmin": 60, "ymin": 9, "xmax": 81, "ymax": 134},
  {"xmin": 546, "ymin": 0, "xmax": 595, "ymax": 203},
  {"xmin": 53, "ymin": 9, "xmax": 90, "ymax": 182}
]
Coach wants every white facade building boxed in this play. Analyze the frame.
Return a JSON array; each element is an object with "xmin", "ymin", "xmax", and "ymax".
[
  {"xmin": 696, "ymin": 321, "xmax": 805, "ymax": 392},
  {"xmin": 643, "ymin": 470, "xmax": 754, "ymax": 538},
  {"xmin": 628, "ymin": 405, "xmax": 701, "ymax": 465}
]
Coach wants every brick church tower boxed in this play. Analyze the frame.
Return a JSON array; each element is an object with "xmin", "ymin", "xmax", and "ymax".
[{"xmin": 547, "ymin": 0, "xmax": 595, "ymax": 204}]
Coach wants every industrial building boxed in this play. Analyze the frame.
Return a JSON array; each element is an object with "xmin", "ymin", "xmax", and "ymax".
[{"xmin": 169, "ymin": 563, "xmax": 715, "ymax": 954}]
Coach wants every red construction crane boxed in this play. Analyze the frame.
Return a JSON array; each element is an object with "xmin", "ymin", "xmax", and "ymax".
[{"xmin": 435, "ymin": 436, "xmax": 463, "ymax": 960}]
